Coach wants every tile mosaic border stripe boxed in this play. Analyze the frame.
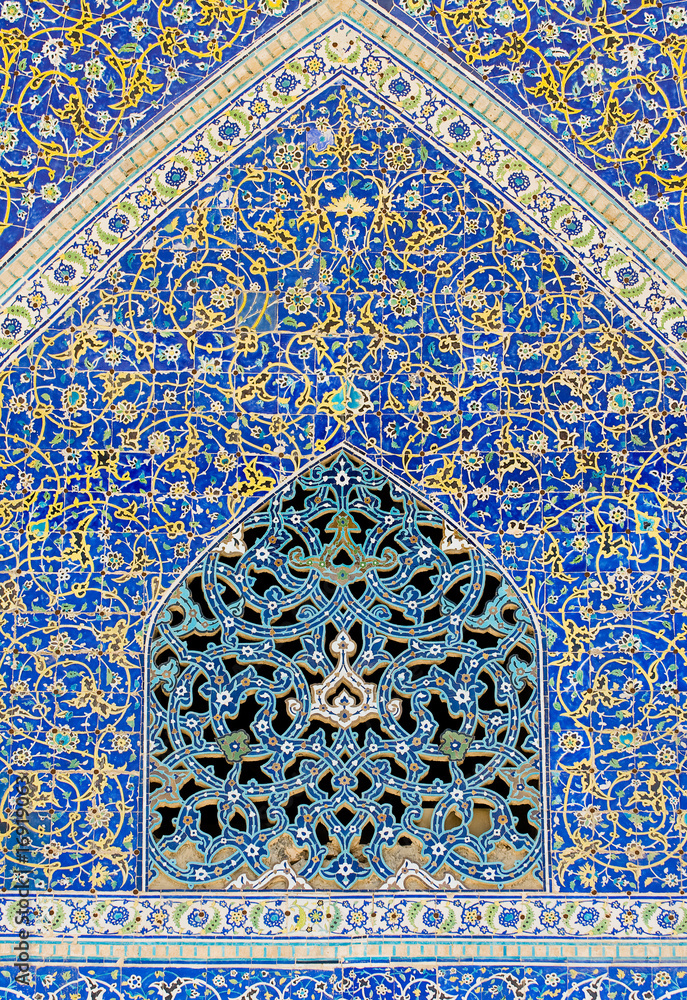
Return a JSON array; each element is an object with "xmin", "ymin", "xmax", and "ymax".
[
  {"xmin": 7, "ymin": 894, "xmax": 687, "ymax": 941},
  {"xmin": 13, "ymin": 937, "xmax": 687, "ymax": 965}
]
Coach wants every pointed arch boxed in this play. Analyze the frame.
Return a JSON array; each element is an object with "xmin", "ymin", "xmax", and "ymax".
[
  {"xmin": 0, "ymin": 0, "xmax": 683, "ymax": 907},
  {"xmin": 144, "ymin": 447, "xmax": 546, "ymax": 892}
]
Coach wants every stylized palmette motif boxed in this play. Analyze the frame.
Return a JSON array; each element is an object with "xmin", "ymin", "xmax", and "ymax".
[{"xmin": 148, "ymin": 451, "xmax": 542, "ymax": 889}]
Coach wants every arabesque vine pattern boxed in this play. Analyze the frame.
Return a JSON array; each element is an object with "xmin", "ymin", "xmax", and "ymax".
[
  {"xmin": 2, "ymin": 33, "xmax": 687, "ymax": 900},
  {"xmin": 3, "ymin": 26, "xmax": 687, "ymax": 356},
  {"xmin": 3, "ymin": 0, "xmax": 687, "ymax": 257},
  {"xmin": 149, "ymin": 452, "xmax": 541, "ymax": 890},
  {"xmin": 419, "ymin": 0, "xmax": 687, "ymax": 249}
]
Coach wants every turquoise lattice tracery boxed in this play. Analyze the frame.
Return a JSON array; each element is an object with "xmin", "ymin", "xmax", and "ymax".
[{"xmin": 148, "ymin": 451, "xmax": 543, "ymax": 890}]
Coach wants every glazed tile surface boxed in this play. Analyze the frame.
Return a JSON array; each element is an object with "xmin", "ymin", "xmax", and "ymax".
[
  {"xmin": 2, "ymin": 33, "xmax": 687, "ymax": 898},
  {"xmin": 3, "ymin": 0, "xmax": 687, "ymax": 256},
  {"xmin": 15, "ymin": 964, "xmax": 687, "ymax": 1000},
  {"xmin": 148, "ymin": 451, "xmax": 544, "ymax": 892},
  {"xmin": 13, "ymin": 892, "xmax": 687, "ymax": 937},
  {"xmin": 3, "ymin": 21, "xmax": 687, "ymax": 351},
  {"xmin": 3, "ymin": 0, "xmax": 687, "ymax": 992}
]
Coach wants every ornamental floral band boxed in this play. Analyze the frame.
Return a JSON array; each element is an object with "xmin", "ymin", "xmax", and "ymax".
[{"xmin": 8, "ymin": 892, "xmax": 687, "ymax": 938}]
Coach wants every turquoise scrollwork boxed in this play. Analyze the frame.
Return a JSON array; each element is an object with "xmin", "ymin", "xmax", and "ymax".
[{"xmin": 148, "ymin": 450, "xmax": 543, "ymax": 890}]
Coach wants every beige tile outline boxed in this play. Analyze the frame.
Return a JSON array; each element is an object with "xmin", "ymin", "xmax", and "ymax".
[{"xmin": 16, "ymin": 937, "xmax": 687, "ymax": 963}]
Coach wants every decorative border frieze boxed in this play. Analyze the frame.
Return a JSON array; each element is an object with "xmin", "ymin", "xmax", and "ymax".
[{"xmin": 7, "ymin": 893, "xmax": 687, "ymax": 942}]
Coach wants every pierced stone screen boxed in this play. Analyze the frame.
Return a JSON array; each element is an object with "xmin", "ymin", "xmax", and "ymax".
[{"xmin": 148, "ymin": 451, "xmax": 543, "ymax": 890}]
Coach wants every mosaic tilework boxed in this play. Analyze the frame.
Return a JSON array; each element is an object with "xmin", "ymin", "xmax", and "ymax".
[
  {"xmin": 390, "ymin": 0, "xmax": 687, "ymax": 257},
  {"xmin": 5, "ymin": 963, "xmax": 687, "ymax": 1000},
  {"xmin": 4, "ymin": 0, "xmax": 687, "ymax": 986},
  {"xmin": 3, "ymin": 21, "xmax": 687, "ymax": 353},
  {"xmin": 3, "ymin": 0, "xmax": 687, "ymax": 261},
  {"xmin": 0, "ymin": 0, "xmax": 293, "ymax": 254},
  {"xmin": 12, "ymin": 892, "xmax": 687, "ymax": 937},
  {"xmin": 148, "ymin": 451, "xmax": 543, "ymax": 892},
  {"xmin": 2, "ymin": 46, "xmax": 687, "ymax": 900}
]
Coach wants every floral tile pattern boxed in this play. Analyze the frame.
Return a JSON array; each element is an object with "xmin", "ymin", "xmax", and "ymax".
[
  {"xmin": 8, "ymin": 963, "xmax": 687, "ymax": 1000},
  {"xmin": 391, "ymin": 0, "xmax": 687, "ymax": 256},
  {"xmin": 3, "ymin": 25, "xmax": 686, "ymax": 355},
  {"xmin": 2, "ymin": 43, "xmax": 687, "ymax": 892},
  {"xmin": 2, "ymin": 30, "xmax": 687, "ymax": 900},
  {"xmin": 148, "ymin": 451, "xmax": 544, "ymax": 892},
  {"xmin": 11, "ymin": 892, "xmax": 687, "ymax": 937},
  {"xmin": 2, "ymin": 0, "xmax": 687, "ymax": 990},
  {"xmin": 3, "ymin": 0, "xmax": 687, "ymax": 258}
]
